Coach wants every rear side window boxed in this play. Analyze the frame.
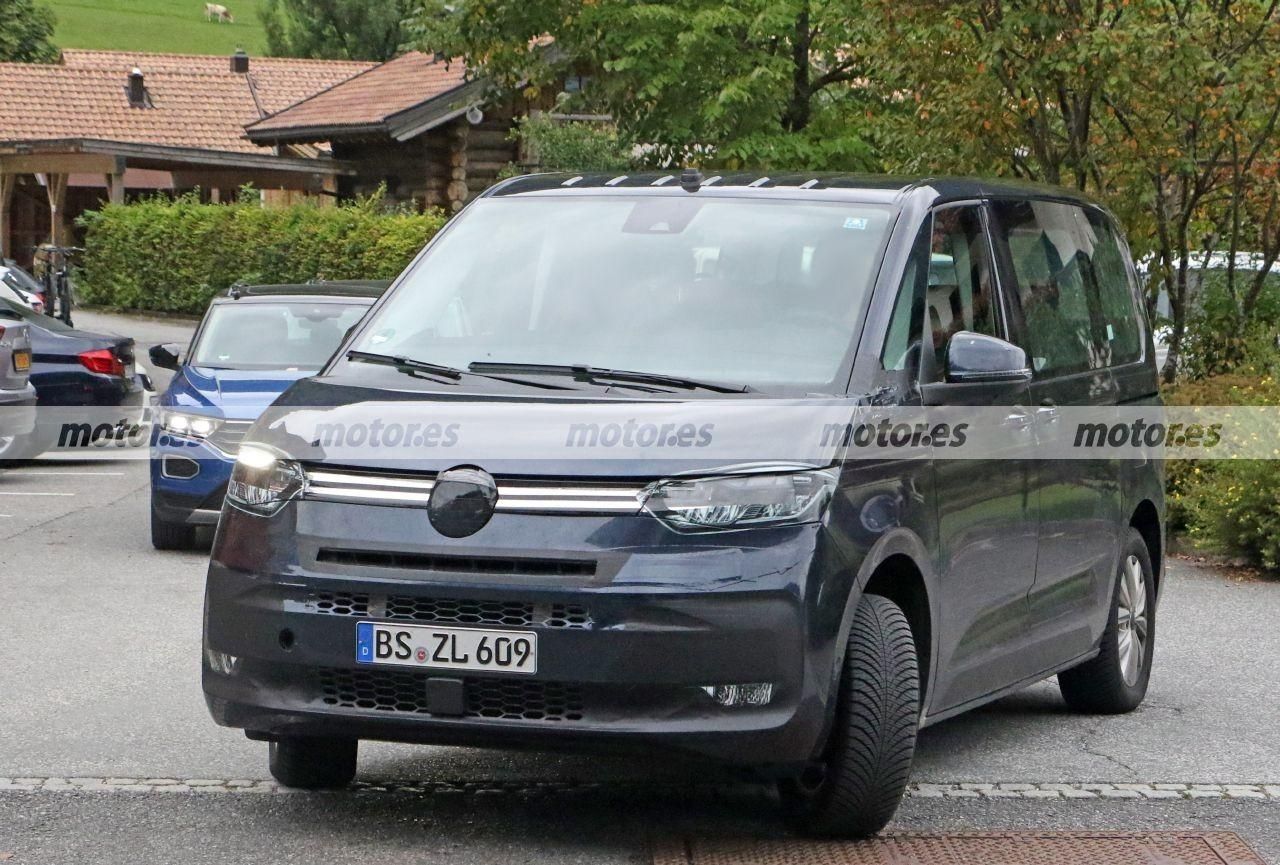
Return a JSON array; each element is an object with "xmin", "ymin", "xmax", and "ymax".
[{"xmin": 992, "ymin": 200, "xmax": 1142, "ymax": 376}]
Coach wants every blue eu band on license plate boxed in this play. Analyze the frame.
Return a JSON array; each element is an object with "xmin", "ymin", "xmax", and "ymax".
[{"xmin": 356, "ymin": 621, "xmax": 537, "ymax": 674}]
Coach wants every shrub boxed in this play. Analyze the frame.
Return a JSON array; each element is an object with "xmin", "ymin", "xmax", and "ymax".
[
  {"xmin": 1163, "ymin": 369, "xmax": 1280, "ymax": 568},
  {"xmin": 499, "ymin": 114, "xmax": 632, "ymax": 178},
  {"xmin": 1179, "ymin": 460, "xmax": 1280, "ymax": 569},
  {"xmin": 77, "ymin": 191, "xmax": 446, "ymax": 314}
]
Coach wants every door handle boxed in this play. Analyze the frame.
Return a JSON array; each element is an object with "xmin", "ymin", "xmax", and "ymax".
[{"xmin": 1004, "ymin": 408, "xmax": 1034, "ymax": 431}]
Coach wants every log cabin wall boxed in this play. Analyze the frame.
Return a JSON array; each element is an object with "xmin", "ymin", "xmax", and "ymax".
[{"xmin": 329, "ymin": 100, "xmax": 523, "ymax": 213}]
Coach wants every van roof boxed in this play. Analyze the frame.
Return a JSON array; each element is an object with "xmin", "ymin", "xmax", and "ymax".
[{"xmin": 486, "ymin": 171, "xmax": 1104, "ymax": 208}]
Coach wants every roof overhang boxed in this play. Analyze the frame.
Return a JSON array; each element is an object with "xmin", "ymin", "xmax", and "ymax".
[
  {"xmin": 0, "ymin": 138, "xmax": 354, "ymax": 177},
  {"xmin": 244, "ymin": 78, "xmax": 491, "ymax": 145}
]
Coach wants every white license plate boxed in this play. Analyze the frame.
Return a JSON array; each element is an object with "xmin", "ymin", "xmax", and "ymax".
[{"xmin": 356, "ymin": 622, "xmax": 537, "ymax": 674}]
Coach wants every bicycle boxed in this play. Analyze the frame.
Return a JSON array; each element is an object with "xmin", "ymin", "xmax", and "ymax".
[{"xmin": 33, "ymin": 244, "xmax": 81, "ymax": 327}]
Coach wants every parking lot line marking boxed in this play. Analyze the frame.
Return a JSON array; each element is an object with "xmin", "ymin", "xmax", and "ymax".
[
  {"xmin": 0, "ymin": 492, "xmax": 76, "ymax": 496},
  {"xmin": 4, "ymin": 471, "xmax": 125, "ymax": 476}
]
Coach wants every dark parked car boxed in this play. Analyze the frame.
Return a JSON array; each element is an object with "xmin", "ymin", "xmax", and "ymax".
[
  {"xmin": 202, "ymin": 174, "xmax": 1163, "ymax": 836},
  {"xmin": 148, "ymin": 281, "xmax": 383, "ymax": 550},
  {"xmin": 0, "ymin": 297, "xmax": 149, "ymax": 460}
]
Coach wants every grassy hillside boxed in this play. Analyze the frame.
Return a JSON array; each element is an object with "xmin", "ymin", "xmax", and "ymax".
[{"xmin": 48, "ymin": 0, "xmax": 268, "ymax": 56}]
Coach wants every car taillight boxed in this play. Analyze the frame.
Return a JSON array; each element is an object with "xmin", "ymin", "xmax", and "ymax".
[{"xmin": 79, "ymin": 348, "xmax": 125, "ymax": 376}]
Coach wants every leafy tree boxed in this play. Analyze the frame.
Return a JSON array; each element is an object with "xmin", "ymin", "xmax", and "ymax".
[
  {"xmin": 855, "ymin": 0, "xmax": 1280, "ymax": 382},
  {"xmin": 261, "ymin": 0, "xmax": 412, "ymax": 61},
  {"xmin": 406, "ymin": 0, "xmax": 881, "ymax": 170},
  {"xmin": 503, "ymin": 112, "xmax": 632, "ymax": 175},
  {"xmin": 0, "ymin": 0, "xmax": 58, "ymax": 63}
]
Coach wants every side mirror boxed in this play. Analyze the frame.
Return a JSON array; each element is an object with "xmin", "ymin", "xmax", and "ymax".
[
  {"xmin": 149, "ymin": 343, "xmax": 183, "ymax": 371},
  {"xmin": 945, "ymin": 332, "xmax": 1032, "ymax": 384}
]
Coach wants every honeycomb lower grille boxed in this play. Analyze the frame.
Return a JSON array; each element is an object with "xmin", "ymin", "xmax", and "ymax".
[
  {"xmin": 308, "ymin": 592, "xmax": 592, "ymax": 630},
  {"xmin": 317, "ymin": 668, "xmax": 586, "ymax": 722}
]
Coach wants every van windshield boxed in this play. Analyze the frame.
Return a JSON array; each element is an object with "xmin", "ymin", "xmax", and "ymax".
[{"xmin": 353, "ymin": 196, "xmax": 895, "ymax": 389}]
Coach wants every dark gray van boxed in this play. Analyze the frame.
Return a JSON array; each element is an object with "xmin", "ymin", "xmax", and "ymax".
[{"xmin": 202, "ymin": 174, "xmax": 1163, "ymax": 836}]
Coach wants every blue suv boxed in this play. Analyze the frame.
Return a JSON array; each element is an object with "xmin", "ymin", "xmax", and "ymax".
[{"xmin": 148, "ymin": 281, "xmax": 384, "ymax": 549}]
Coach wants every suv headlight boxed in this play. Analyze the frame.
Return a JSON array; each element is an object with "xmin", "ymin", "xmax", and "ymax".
[
  {"xmin": 160, "ymin": 410, "xmax": 221, "ymax": 439},
  {"xmin": 226, "ymin": 444, "xmax": 305, "ymax": 516},
  {"xmin": 640, "ymin": 467, "xmax": 837, "ymax": 532}
]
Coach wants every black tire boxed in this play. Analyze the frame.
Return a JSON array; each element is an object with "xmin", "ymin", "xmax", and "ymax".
[
  {"xmin": 1059, "ymin": 527, "xmax": 1155, "ymax": 714},
  {"xmin": 780, "ymin": 593, "xmax": 919, "ymax": 838},
  {"xmin": 268, "ymin": 736, "xmax": 358, "ymax": 789},
  {"xmin": 150, "ymin": 503, "xmax": 197, "ymax": 551}
]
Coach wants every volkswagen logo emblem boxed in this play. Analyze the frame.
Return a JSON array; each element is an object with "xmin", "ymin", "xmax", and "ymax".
[{"xmin": 428, "ymin": 466, "xmax": 498, "ymax": 538}]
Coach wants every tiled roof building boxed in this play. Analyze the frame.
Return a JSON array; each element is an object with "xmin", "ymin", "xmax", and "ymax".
[{"xmin": 0, "ymin": 49, "xmax": 532, "ymax": 264}]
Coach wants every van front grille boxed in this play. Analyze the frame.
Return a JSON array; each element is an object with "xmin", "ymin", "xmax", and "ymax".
[
  {"xmin": 316, "ymin": 547, "xmax": 597, "ymax": 578},
  {"xmin": 307, "ymin": 592, "xmax": 593, "ymax": 630},
  {"xmin": 317, "ymin": 668, "xmax": 586, "ymax": 722}
]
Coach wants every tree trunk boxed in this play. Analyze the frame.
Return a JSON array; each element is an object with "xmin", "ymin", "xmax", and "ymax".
[{"xmin": 781, "ymin": 6, "xmax": 811, "ymax": 133}]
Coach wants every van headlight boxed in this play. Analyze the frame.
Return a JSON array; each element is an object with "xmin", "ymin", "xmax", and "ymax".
[
  {"xmin": 640, "ymin": 467, "xmax": 837, "ymax": 532},
  {"xmin": 161, "ymin": 410, "xmax": 221, "ymax": 439},
  {"xmin": 226, "ymin": 445, "xmax": 304, "ymax": 516}
]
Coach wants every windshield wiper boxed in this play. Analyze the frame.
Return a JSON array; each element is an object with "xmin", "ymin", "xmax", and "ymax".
[
  {"xmin": 346, "ymin": 350, "xmax": 578, "ymax": 390},
  {"xmin": 467, "ymin": 362, "xmax": 752, "ymax": 394},
  {"xmin": 346, "ymin": 349, "xmax": 462, "ymax": 380}
]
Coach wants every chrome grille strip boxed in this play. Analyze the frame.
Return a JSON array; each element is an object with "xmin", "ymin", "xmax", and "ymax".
[
  {"xmin": 302, "ymin": 467, "xmax": 644, "ymax": 514},
  {"xmin": 495, "ymin": 498, "xmax": 641, "ymax": 513},
  {"xmin": 308, "ymin": 471, "xmax": 436, "ymax": 490}
]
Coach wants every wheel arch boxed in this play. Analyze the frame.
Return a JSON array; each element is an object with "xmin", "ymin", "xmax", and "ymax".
[
  {"xmin": 838, "ymin": 528, "xmax": 937, "ymax": 712},
  {"xmin": 1129, "ymin": 498, "xmax": 1163, "ymax": 597}
]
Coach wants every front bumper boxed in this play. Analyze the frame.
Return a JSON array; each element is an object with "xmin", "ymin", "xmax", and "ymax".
[
  {"xmin": 0, "ymin": 384, "xmax": 37, "ymax": 438},
  {"xmin": 202, "ymin": 504, "xmax": 848, "ymax": 767},
  {"xmin": 150, "ymin": 435, "xmax": 235, "ymax": 524}
]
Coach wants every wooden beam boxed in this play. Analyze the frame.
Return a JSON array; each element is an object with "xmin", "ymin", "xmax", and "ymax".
[
  {"xmin": 42, "ymin": 173, "xmax": 68, "ymax": 246},
  {"xmin": 170, "ymin": 169, "xmax": 327, "ymax": 192},
  {"xmin": 1, "ymin": 153, "xmax": 123, "ymax": 175},
  {"xmin": 0, "ymin": 173, "xmax": 15, "ymax": 259},
  {"xmin": 105, "ymin": 171, "xmax": 125, "ymax": 205}
]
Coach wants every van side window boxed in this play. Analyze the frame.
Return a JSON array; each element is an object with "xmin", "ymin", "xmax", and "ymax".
[
  {"xmin": 881, "ymin": 220, "xmax": 930, "ymax": 372},
  {"xmin": 992, "ymin": 200, "xmax": 1141, "ymax": 375},
  {"xmin": 1082, "ymin": 210, "xmax": 1143, "ymax": 366},
  {"xmin": 925, "ymin": 206, "xmax": 998, "ymax": 374}
]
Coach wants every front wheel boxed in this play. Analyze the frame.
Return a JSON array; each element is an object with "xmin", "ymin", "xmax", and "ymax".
[
  {"xmin": 150, "ymin": 503, "xmax": 197, "ymax": 551},
  {"xmin": 268, "ymin": 737, "xmax": 358, "ymax": 789},
  {"xmin": 1058, "ymin": 527, "xmax": 1155, "ymax": 713},
  {"xmin": 779, "ymin": 593, "xmax": 919, "ymax": 838}
]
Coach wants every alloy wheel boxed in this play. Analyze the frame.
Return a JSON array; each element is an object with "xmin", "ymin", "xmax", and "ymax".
[{"xmin": 1116, "ymin": 554, "xmax": 1148, "ymax": 686}]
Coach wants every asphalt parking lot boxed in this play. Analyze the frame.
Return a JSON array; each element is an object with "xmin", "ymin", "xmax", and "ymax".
[{"xmin": 0, "ymin": 310, "xmax": 1276, "ymax": 863}]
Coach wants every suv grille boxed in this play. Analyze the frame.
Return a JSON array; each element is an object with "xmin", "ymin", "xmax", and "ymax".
[
  {"xmin": 308, "ymin": 592, "xmax": 593, "ymax": 630},
  {"xmin": 317, "ymin": 668, "xmax": 586, "ymax": 722},
  {"xmin": 207, "ymin": 420, "xmax": 253, "ymax": 456}
]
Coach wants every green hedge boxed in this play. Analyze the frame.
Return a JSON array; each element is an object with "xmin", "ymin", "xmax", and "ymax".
[
  {"xmin": 1164, "ymin": 371, "xmax": 1280, "ymax": 570},
  {"xmin": 77, "ymin": 191, "xmax": 447, "ymax": 314}
]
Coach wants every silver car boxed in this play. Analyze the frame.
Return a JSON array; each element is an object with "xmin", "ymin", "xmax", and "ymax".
[{"xmin": 0, "ymin": 307, "xmax": 37, "ymax": 461}]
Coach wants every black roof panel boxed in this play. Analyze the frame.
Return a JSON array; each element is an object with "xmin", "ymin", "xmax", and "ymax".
[{"xmin": 223, "ymin": 279, "xmax": 390, "ymax": 301}]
